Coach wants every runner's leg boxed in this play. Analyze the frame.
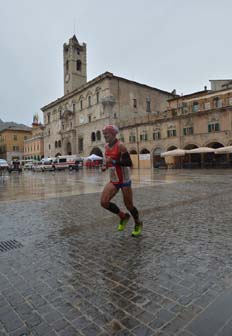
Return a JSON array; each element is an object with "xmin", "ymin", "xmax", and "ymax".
[
  {"xmin": 122, "ymin": 186, "xmax": 143, "ymax": 236},
  {"xmin": 121, "ymin": 186, "xmax": 140, "ymax": 223},
  {"xmin": 101, "ymin": 182, "xmax": 126, "ymax": 218}
]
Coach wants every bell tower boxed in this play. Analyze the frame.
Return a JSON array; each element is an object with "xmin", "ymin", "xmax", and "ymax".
[{"xmin": 63, "ymin": 35, "xmax": 87, "ymax": 95}]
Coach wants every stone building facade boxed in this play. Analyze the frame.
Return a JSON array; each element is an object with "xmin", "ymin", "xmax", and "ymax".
[
  {"xmin": 41, "ymin": 35, "xmax": 174, "ymax": 159},
  {"xmin": 119, "ymin": 80, "xmax": 232, "ymax": 168}
]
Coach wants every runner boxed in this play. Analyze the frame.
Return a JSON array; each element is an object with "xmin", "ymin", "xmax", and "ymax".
[{"xmin": 100, "ymin": 125, "xmax": 143, "ymax": 237}]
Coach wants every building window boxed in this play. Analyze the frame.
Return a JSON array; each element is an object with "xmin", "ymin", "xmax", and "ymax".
[
  {"xmin": 76, "ymin": 60, "xmax": 81, "ymax": 71},
  {"xmin": 96, "ymin": 91, "xmax": 100, "ymax": 103},
  {"xmin": 181, "ymin": 102, "xmax": 188, "ymax": 114},
  {"xmin": 47, "ymin": 113, "xmax": 51, "ymax": 123},
  {"xmin": 96, "ymin": 130, "xmax": 101, "ymax": 141},
  {"xmin": 88, "ymin": 115, "xmax": 91, "ymax": 123},
  {"xmin": 167, "ymin": 129, "xmax": 177, "ymax": 137},
  {"xmin": 88, "ymin": 96, "xmax": 91, "ymax": 107},
  {"xmin": 91, "ymin": 132, "xmax": 96, "ymax": 142},
  {"xmin": 80, "ymin": 100, "xmax": 83, "ymax": 110},
  {"xmin": 13, "ymin": 135, "xmax": 18, "ymax": 141},
  {"xmin": 120, "ymin": 134, "xmax": 125, "ymax": 142},
  {"xmin": 183, "ymin": 127, "xmax": 194, "ymax": 135},
  {"xmin": 66, "ymin": 60, "xmax": 69, "ymax": 72},
  {"xmin": 146, "ymin": 98, "xmax": 151, "ymax": 112},
  {"xmin": 129, "ymin": 135, "xmax": 136, "ymax": 143},
  {"xmin": 208, "ymin": 123, "xmax": 220, "ymax": 132},
  {"xmin": 55, "ymin": 141, "xmax": 58, "ymax": 148},
  {"xmin": 204, "ymin": 102, "xmax": 211, "ymax": 110},
  {"xmin": 78, "ymin": 137, "xmax": 84, "ymax": 152},
  {"xmin": 133, "ymin": 99, "xmax": 137, "ymax": 108},
  {"xmin": 140, "ymin": 133, "xmax": 148, "ymax": 141},
  {"xmin": 153, "ymin": 131, "xmax": 161, "ymax": 140},
  {"xmin": 213, "ymin": 97, "xmax": 222, "ymax": 108},
  {"xmin": 192, "ymin": 102, "xmax": 199, "ymax": 112},
  {"xmin": 73, "ymin": 104, "xmax": 76, "ymax": 112},
  {"xmin": 58, "ymin": 140, "xmax": 61, "ymax": 147}
]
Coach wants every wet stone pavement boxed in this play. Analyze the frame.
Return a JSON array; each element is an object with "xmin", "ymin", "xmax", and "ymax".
[{"xmin": 1, "ymin": 169, "xmax": 232, "ymax": 335}]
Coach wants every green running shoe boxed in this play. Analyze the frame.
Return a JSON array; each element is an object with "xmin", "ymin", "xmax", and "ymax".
[
  {"xmin": 131, "ymin": 221, "xmax": 143, "ymax": 237},
  {"xmin": 118, "ymin": 213, "xmax": 130, "ymax": 231}
]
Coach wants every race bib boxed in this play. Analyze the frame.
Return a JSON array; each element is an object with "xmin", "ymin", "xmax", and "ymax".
[{"xmin": 109, "ymin": 167, "xmax": 119, "ymax": 183}]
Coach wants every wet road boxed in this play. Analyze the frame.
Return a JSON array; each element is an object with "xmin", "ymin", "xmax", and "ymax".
[
  {"xmin": 1, "ymin": 169, "xmax": 232, "ymax": 335},
  {"xmin": 0, "ymin": 168, "xmax": 230, "ymax": 202},
  {"xmin": 0, "ymin": 168, "xmax": 181, "ymax": 202}
]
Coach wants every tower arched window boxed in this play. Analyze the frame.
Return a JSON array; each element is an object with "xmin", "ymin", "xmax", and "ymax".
[
  {"xmin": 88, "ymin": 96, "xmax": 91, "ymax": 107},
  {"xmin": 76, "ymin": 60, "xmax": 82, "ymax": 71},
  {"xmin": 66, "ymin": 60, "xmax": 69, "ymax": 72},
  {"xmin": 91, "ymin": 132, "xmax": 96, "ymax": 142},
  {"xmin": 96, "ymin": 130, "xmax": 101, "ymax": 141}
]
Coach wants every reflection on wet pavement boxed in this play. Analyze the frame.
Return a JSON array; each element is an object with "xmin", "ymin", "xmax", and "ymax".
[{"xmin": 1, "ymin": 168, "xmax": 232, "ymax": 202}]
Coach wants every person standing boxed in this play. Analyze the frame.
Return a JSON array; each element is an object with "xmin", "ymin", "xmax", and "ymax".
[{"xmin": 100, "ymin": 125, "xmax": 143, "ymax": 237}]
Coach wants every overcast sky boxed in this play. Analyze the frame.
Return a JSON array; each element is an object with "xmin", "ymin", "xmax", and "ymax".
[{"xmin": 0, "ymin": 0, "xmax": 231, "ymax": 126}]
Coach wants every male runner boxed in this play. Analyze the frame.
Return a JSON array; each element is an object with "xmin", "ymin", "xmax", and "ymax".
[{"xmin": 100, "ymin": 125, "xmax": 143, "ymax": 237}]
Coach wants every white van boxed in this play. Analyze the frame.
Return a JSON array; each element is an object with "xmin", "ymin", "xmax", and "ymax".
[
  {"xmin": 33, "ymin": 158, "xmax": 55, "ymax": 172},
  {"xmin": 53, "ymin": 155, "xmax": 83, "ymax": 170}
]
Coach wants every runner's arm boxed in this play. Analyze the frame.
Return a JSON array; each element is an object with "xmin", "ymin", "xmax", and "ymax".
[{"xmin": 112, "ymin": 144, "xmax": 132, "ymax": 167}]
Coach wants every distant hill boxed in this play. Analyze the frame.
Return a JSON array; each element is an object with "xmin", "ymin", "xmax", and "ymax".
[{"xmin": 0, "ymin": 118, "xmax": 31, "ymax": 131}]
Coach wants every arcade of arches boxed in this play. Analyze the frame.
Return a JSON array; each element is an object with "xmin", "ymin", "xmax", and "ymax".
[{"xmin": 128, "ymin": 142, "xmax": 232, "ymax": 169}]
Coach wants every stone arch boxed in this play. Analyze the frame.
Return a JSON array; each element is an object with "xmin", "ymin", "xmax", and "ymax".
[
  {"xmin": 140, "ymin": 148, "xmax": 150, "ymax": 154},
  {"xmin": 129, "ymin": 149, "xmax": 137, "ymax": 154},
  {"xmin": 152, "ymin": 147, "xmax": 166, "ymax": 168},
  {"xmin": 90, "ymin": 147, "xmax": 103, "ymax": 157},
  {"xmin": 166, "ymin": 145, "xmax": 177, "ymax": 151},
  {"xmin": 205, "ymin": 141, "xmax": 224, "ymax": 149},
  {"xmin": 184, "ymin": 144, "xmax": 198, "ymax": 150},
  {"xmin": 55, "ymin": 152, "xmax": 61, "ymax": 157}
]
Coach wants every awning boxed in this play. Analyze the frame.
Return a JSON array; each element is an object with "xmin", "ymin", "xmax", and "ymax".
[
  {"xmin": 187, "ymin": 147, "xmax": 215, "ymax": 154},
  {"xmin": 161, "ymin": 149, "xmax": 187, "ymax": 157},
  {"xmin": 214, "ymin": 146, "xmax": 232, "ymax": 154}
]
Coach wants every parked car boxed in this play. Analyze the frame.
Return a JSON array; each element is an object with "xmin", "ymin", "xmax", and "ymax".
[
  {"xmin": 23, "ymin": 160, "xmax": 39, "ymax": 170},
  {"xmin": 0, "ymin": 159, "xmax": 9, "ymax": 171},
  {"xmin": 24, "ymin": 162, "xmax": 34, "ymax": 170}
]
